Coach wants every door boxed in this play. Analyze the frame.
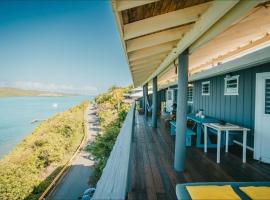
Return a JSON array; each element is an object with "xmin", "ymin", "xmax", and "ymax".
[
  {"xmin": 166, "ymin": 89, "xmax": 174, "ymax": 113},
  {"xmin": 254, "ymin": 72, "xmax": 270, "ymax": 163}
]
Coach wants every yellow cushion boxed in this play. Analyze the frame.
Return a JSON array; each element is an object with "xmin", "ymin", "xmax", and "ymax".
[
  {"xmin": 186, "ymin": 185, "xmax": 241, "ymax": 200},
  {"xmin": 240, "ymin": 186, "xmax": 270, "ymax": 200}
]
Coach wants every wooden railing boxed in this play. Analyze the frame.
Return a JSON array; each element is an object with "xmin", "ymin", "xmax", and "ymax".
[{"xmin": 92, "ymin": 103, "xmax": 135, "ymax": 200}]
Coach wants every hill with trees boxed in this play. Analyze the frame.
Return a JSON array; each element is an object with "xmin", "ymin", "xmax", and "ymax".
[{"xmin": 0, "ymin": 87, "xmax": 70, "ymax": 97}]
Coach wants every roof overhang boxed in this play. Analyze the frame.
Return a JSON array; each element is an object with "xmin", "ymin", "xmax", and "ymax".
[{"xmin": 111, "ymin": 0, "xmax": 270, "ymax": 89}]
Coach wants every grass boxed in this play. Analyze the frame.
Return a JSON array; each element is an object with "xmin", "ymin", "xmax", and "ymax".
[{"xmin": 0, "ymin": 101, "xmax": 89, "ymax": 200}]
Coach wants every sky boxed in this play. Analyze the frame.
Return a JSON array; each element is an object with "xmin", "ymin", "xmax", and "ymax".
[{"xmin": 0, "ymin": 1, "xmax": 132, "ymax": 95}]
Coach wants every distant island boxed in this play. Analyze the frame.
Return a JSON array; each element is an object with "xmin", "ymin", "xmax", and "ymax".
[{"xmin": 0, "ymin": 87, "xmax": 74, "ymax": 97}]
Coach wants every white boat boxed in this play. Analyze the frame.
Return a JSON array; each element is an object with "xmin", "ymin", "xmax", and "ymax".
[{"xmin": 52, "ymin": 103, "xmax": 58, "ymax": 108}]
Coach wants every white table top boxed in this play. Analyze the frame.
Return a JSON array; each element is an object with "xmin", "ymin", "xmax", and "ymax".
[{"xmin": 204, "ymin": 123, "xmax": 250, "ymax": 132}]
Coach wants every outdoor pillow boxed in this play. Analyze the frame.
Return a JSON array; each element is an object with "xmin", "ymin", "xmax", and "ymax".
[
  {"xmin": 240, "ymin": 186, "xmax": 270, "ymax": 200},
  {"xmin": 186, "ymin": 185, "xmax": 241, "ymax": 200}
]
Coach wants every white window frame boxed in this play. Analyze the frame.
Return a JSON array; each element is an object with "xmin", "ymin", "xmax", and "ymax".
[
  {"xmin": 224, "ymin": 75, "xmax": 239, "ymax": 96},
  {"xmin": 202, "ymin": 81, "xmax": 210, "ymax": 96},
  {"xmin": 187, "ymin": 84, "xmax": 193, "ymax": 104}
]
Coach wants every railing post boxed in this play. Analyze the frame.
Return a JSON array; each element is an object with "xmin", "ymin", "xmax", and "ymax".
[
  {"xmin": 152, "ymin": 76, "xmax": 158, "ymax": 128},
  {"xmin": 174, "ymin": 49, "xmax": 189, "ymax": 172}
]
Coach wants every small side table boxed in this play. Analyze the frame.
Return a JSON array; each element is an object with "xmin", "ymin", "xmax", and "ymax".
[{"xmin": 204, "ymin": 123, "xmax": 250, "ymax": 163}]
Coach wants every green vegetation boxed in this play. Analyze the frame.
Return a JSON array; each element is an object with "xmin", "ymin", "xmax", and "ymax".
[
  {"xmin": 0, "ymin": 87, "xmax": 71, "ymax": 97},
  {"xmin": 87, "ymin": 86, "xmax": 131, "ymax": 185},
  {"xmin": 0, "ymin": 101, "xmax": 89, "ymax": 200}
]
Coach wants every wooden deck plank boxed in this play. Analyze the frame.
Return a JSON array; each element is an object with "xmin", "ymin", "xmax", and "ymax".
[{"xmin": 129, "ymin": 112, "xmax": 270, "ymax": 199}]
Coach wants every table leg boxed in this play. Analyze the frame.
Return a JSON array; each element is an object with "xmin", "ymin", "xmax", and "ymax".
[
  {"xmin": 217, "ymin": 130, "xmax": 221, "ymax": 163},
  {"xmin": 204, "ymin": 125, "xmax": 207, "ymax": 153},
  {"xmin": 196, "ymin": 123, "xmax": 201, "ymax": 148},
  {"xmin": 243, "ymin": 130, "xmax": 247, "ymax": 163},
  {"xmin": 225, "ymin": 130, "xmax": 229, "ymax": 153}
]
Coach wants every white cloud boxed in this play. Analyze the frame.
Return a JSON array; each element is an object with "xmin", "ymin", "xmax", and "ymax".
[{"xmin": 1, "ymin": 81, "xmax": 98, "ymax": 95}]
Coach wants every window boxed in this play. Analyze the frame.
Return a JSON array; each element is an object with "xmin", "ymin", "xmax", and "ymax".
[
  {"xmin": 167, "ymin": 90, "xmax": 172, "ymax": 101},
  {"xmin": 265, "ymin": 79, "xmax": 270, "ymax": 114},
  {"xmin": 224, "ymin": 75, "xmax": 239, "ymax": 95},
  {"xmin": 187, "ymin": 84, "xmax": 193, "ymax": 103},
  {"xmin": 202, "ymin": 81, "xmax": 210, "ymax": 96}
]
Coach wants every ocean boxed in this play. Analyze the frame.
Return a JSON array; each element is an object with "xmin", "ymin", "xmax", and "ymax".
[{"xmin": 0, "ymin": 96, "xmax": 90, "ymax": 159}]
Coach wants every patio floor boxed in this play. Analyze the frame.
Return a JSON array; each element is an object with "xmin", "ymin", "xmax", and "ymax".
[{"xmin": 128, "ymin": 112, "xmax": 270, "ymax": 200}]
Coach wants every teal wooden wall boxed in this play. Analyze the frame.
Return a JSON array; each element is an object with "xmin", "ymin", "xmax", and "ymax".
[{"xmin": 191, "ymin": 63, "xmax": 270, "ymax": 130}]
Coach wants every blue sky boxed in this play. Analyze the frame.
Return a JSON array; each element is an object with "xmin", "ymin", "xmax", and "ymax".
[{"xmin": 0, "ymin": 1, "xmax": 132, "ymax": 95}]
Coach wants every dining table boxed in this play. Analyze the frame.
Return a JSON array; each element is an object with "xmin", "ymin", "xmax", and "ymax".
[
  {"xmin": 187, "ymin": 114, "xmax": 220, "ymax": 148},
  {"xmin": 204, "ymin": 123, "xmax": 250, "ymax": 163}
]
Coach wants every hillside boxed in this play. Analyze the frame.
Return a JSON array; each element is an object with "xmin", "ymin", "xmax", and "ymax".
[
  {"xmin": 0, "ymin": 87, "xmax": 69, "ymax": 97},
  {"xmin": 0, "ymin": 101, "xmax": 89, "ymax": 200}
]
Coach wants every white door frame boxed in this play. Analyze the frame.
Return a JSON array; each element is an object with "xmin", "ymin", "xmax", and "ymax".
[{"xmin": 254, "ymin": 72, "xmax": 270, "ymax": 162}]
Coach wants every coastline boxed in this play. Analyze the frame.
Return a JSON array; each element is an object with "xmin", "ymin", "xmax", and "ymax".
[
  {"xmin": 0, "ymin": 96, "xmax": 89, "ymax": 159},
  {"xmin": 0, "ymin": 101, "xmax": 89, "ymax": 200}
]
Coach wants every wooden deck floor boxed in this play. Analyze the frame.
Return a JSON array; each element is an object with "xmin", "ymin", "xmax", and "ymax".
[{"xmin": 128, "ymin": 112, "xmax": 270, "ymax": 200}]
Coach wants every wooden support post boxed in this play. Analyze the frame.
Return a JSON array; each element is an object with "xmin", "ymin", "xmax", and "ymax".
[
  {"xmin": 152, "ymin": 76, "xmax": 158, "ymax": 128},
  {"xmin": 142, "ymin": 85, "xmax": 145, "ymax": 114},
  {"xmin": 144, "ymin": 83, "xmax": 148, "ymax": 119},
  {"xmin": 174, "ymin": 49, "xmax": 189, "ymax": 172}
]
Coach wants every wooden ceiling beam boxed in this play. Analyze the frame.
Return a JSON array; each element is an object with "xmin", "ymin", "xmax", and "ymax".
[
  {"xmin": 131, "ymin": 61, "xmax": 160, "ymax": 70},
  {"xmin": 123, "ymin": 2, "xmax": 211, "ymax": 40},
  {"xmin": 132, "ymin": 67, "xmax": 156, "ymax": 73},
  {"xmin": 128, "ymin": 41, "xmax": 174, "ymax": 61},
  {"xmin": 133, "ymin": 72, "xmax": 153, "ymax": 86},
  {"xmin": 126, "ymin": 25, "xmax": 192, "ymax": 52},
  {"xmin": 129, "ymin": 52, "xmax": 167, "ymax": 66},
  {"xmin": 189, "ymin": 0, "xmax": 268, "ymax": 53},
  {"xmin": 143, "ymin": 0, "xmax": 239, "ymax": 85},
  {"xmin": 116, "ymin": 0, "xmax": 159, "ymax": 12}
]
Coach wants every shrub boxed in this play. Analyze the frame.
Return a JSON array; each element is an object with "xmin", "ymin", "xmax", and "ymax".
[
  {"xmin": 0, "ymin": 101, "xmax": 89, "ymax": 200},
  {"xmin": 87, "ymin": 86, "xmax": 131, "ymax": 186}
]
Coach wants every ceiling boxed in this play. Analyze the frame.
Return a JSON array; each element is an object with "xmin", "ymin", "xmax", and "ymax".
[{"xmin": 111, "ymin": 0, "xmax": 270, "ymax": 89}]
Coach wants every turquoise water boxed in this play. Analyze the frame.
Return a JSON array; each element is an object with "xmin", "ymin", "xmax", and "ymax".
[{"xmin": 0, "ymin": 96, "xmax": 89, "ymax": 159}]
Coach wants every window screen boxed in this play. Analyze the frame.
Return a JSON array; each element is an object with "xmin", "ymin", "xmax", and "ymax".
[
  {"xmin": 187, "ymin": 85, "xmax": 193, "ymax": 103},
  {"xmin": 202, "ymin": 81, "xmax": 210, "ymax": 95},
  {"xmin": 265, "ymin": 79, "xmax": 270, "ymax": 114},
  {"xmin": 224, "ymin": 75, "xmax": 239, "ymax": 95}
]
